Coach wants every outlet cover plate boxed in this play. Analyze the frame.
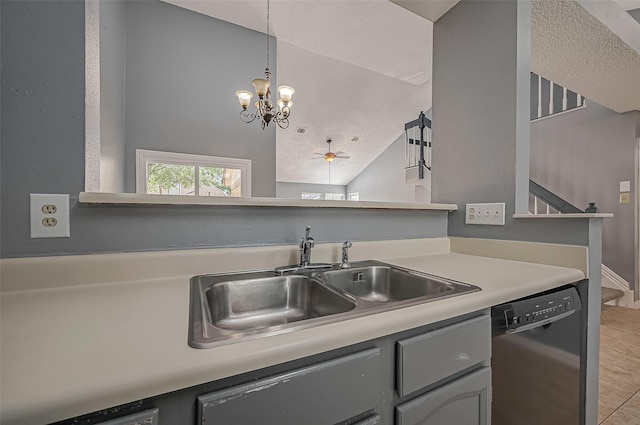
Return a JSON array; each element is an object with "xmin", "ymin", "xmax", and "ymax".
[
  {"xmin": 30, "ymin": 193, "xmax": 70, "ymax": 238},
  {"xmin": 465, "ymin": 202, "xmax": 506, "ymax": 225}
]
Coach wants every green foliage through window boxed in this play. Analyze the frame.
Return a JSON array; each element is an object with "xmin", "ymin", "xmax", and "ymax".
[{"xmin": 147, "ymin": 163, "xmax": 231, "ymax": 196}]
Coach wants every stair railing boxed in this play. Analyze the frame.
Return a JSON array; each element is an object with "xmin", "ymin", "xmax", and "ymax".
[
  {"xmin": 528, "ymin": 180, "xmax": 584, "ymax": 214},
  {"xmin": 404, "ymin": 111, "xmax": 431, "ymax": 179},
  {"xmin": 531, "ymin": 72, "xmax": 586, "ymax": 122}
]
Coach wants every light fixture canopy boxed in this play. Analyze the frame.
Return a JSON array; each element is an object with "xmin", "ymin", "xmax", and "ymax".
[{"xmin": 236, "ymin": 0, "xmax": 294, "ymax": 130}]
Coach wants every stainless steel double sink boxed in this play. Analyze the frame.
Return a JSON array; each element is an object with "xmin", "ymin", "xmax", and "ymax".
[{"xmin": 189, "ymin": 260, "xmax": 480, "ymax": 348}]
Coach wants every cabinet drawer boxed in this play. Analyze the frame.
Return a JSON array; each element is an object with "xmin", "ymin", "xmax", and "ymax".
[
  {"xmin": 396, "ymin": 314, "xmax": 490, "ymax": 396},
  {"xmin": 395, "ymin": 367, "xmax": 491, "ymax": 425},
  {"xmin": 198, "ymin": 348, "xmax": 381, "ymax": 425}
]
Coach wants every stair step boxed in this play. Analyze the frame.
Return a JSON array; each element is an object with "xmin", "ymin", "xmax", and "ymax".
[{"xmin": 601, "ymin": 287, "xmax": 625, "ymax": 304}]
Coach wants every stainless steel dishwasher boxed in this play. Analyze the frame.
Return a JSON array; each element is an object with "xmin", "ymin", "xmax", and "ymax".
[{"xmin": 491, "ymin": 285, "xmax": 584, "ymax": 425}]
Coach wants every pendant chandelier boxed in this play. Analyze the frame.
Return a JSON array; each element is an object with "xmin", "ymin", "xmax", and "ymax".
[{"xmin": 235, "ymin": 0, "xmax": 294, "ymax": 130}]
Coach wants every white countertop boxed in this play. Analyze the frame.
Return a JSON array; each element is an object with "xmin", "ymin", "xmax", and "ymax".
[{"xmin": 0, "ymin": 239, "xmax": 586, "ymax": 425}]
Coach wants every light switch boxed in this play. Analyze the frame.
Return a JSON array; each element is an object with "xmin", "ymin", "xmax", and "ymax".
[
  {"xmin": 620, "ymin": 181, "xmax": 631, "ymax": 192},
  {"xmin": 620, "ymin": 193, "xmax": 630, "ymax": 204}
]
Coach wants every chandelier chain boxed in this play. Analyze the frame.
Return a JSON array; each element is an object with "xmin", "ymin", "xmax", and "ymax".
[{"xmin": 266, "ymin": 0, "xmax": 270, "ymax": 72}]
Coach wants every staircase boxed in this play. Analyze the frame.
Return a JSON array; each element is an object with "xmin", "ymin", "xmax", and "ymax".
[
  {"xmin": 528, "ymin": 180, "xmax": 628, "ymax": 306},
  {"xmin": 602, "ymin": 287, "xmax": 625, "ymax": 305}
]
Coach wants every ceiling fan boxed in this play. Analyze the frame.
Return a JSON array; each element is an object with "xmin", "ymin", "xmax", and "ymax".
[{"xmin": 311, "ymin": 139, "xmax": 351, "ymax": 162}]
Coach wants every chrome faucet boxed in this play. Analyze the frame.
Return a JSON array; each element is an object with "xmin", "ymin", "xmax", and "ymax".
[
  {"xmin": 274, "ymin": 226, "xmax": 333, "ymax": 274},
  {"xmin": 340, "ymin": 241, "xmax": 352, "ymax": 269},
  {"xmin": 299, "ymin": 226, "xmax": 315, "ymax": 267}
]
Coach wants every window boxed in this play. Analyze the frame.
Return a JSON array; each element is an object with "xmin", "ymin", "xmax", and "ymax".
[
  {"xmin": 136, "ymin": 150, "xmax": 251, "ymax": 197},
  {"xmin": 347, "ymin": 192, "xmax": 360, "ymax": 201},
  {"xmin": 325, "ymin": 193, "xmax": 345, "ymax": 201},
  {"xmin": 301, "ymin": 192, "xmax": 322, "ymax": 200}
]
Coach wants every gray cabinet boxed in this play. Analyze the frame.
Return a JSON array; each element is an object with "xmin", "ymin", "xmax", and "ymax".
[
  {"xmin": 396, "ymin": 315, "xmax": 491, "ymax": 397},
  {"xmin": 198, "ymin": 348, "xmax": 381, "ymax": 425},
  {"xmin": 395, "ymin": 367, "xmax": 491, "ymax": 425},
  {"xmin": 56, "ymin": 312, "xmax": 491, "ymax": 425},
  {"xmin": 395, "ymin": 315, "xmax": 491, "ymax": 425},
  {"xmin": 94, "ymin": 408, "xmax": 159, "ymax": 425}
]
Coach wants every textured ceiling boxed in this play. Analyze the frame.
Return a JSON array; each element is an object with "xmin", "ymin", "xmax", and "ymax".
[
  {"xmin": 162, "ymin": 0, "xmax": 640, "ymax": 186},
  {"xmin": 531, "ymin": 0, "xmax": 640, "ymax": 113}
]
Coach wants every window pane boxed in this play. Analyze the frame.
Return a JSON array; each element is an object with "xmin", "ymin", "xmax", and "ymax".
[
  {"xmin": 198, "ymin": 166, "xmax": 241, "ymax": 197},
  {"xmin": 146, "ymin": 163, "xmax": 196, "ymax": 195},
  {"xmin": 325, "ymin": 193, "xmax": 345, "ymax": 200},
  {"xmin": 348, "ymin": 192, "xmax": 359, "ymax": 201},
  {"xmin": 301, "ymin": 192, "xmax": 322, "ymax": 200}
]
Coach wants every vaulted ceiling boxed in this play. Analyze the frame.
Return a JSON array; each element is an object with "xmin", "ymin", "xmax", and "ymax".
[{"xmin": 163, "ymin": 0, "xmax": 640, "ymax": 186}]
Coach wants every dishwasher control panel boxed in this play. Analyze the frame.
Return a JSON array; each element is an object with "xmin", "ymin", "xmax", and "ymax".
[{"xmin": 492, "ymin": 286, "xmax": 581, "ymax": 333}]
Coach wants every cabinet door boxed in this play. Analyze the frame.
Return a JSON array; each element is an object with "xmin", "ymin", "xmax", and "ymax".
[
  {"xmin": 199, "ymin": 348, "xmax": 381, "ymax": 425},
  {"xmin": 395, "ymin": 367, "xmax": 490, "ymax": 425},
  {"xmin": 95, "ymin": 408, "xmax": 159, "ymax": 425}
]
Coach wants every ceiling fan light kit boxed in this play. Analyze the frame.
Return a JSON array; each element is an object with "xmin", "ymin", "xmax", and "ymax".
[
  {"xmin": 235, "ymin": 0, "xmax": 294, "ymax": 130},
  {"xmin": 312, "ymin": 139, "xmax": 351, "ymax": 163}
]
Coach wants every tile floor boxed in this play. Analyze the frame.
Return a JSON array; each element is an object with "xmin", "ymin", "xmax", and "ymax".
[{"xmin": 599, "ymin": 305, "xmax": 640, "ymax": 424}]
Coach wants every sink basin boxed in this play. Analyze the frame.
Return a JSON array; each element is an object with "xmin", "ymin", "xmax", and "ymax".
[
  {"xmin": 206, "ymin": 274, "xmax": 355, "ymax": 331},
  {"xmin": 189, "ymin": 261, "xmax": 481, "ymax": 349},
  {"xmin": 319, "ymin": 266, "xmax": 453, "ymax": 302}
]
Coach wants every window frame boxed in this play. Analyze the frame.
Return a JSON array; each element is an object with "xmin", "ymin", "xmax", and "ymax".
[{"xmin": 136, "ymin": 149, "xmax": 252, "ymax": 197}]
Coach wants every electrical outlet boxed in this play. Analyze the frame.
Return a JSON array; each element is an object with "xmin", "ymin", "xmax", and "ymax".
[
  {"xmin": 465, "ymin": 202, "xmax": 506, "ymax": 225},
  {"xmin": 30, "ymin": 194, "xmax": 70, "ymax": 238}
]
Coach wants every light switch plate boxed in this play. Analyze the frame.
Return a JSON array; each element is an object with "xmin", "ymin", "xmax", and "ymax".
[
  {"xmin": 465, "ymin": 202, "xmax": 506, "ymax": 225},
  {"xmin": 620, "ymin": 193, "xmax": 631, "ymax": 204},
  {"xmin": 620, "ymin": 181, "xmax": 631, "ymax": 192}
]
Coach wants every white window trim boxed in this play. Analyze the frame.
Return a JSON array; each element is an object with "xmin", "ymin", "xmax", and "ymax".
[
  {"xmin": 136, "ymin": 149, "xmax": 251, "ymax": 197},
  {"xmin": 348, "ymin": 192, "xmax": 360, "ymax": 201}
]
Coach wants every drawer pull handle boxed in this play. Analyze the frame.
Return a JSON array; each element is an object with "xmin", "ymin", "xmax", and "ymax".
[{"xmin": 455, "ymin": 352, "xmax": 471, "ymax": 361}]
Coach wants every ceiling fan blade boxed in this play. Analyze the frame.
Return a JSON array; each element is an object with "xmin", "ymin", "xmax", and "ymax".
[
  {"xmin": 335, "ymin": 155, "xmax": 351, "ymax": 159},
  {"xmin": 334, "ymin": 151, "xmax": 347, "ymax": 156}
]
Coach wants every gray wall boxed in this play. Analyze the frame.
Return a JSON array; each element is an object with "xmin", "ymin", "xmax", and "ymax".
[
  {"xmin": 276, "ymin": 182, "xmax": 347, "ymax": 199},
  {"xmin": 531, "ymin": 101, "xmax": 640, "ymax": 286},
  {"xmin": 120, "ymin": 0, "xmax": 276, "ymax": 197},
  {"xmin": 99, "ymin": 0, "xmax": 126, "ymax": 193},
  {"xmin": 347, "ymin": 133, "xmax": 416, "ymax": 203},
  {"xmin": 0, "ymin": 0, "xmax": 451, "ymax": 258},
  {"xmin": 432, "ymin": 0, "xmax": 532, "ymax": 238}
]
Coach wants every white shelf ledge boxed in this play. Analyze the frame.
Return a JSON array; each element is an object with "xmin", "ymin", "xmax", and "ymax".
[
  {"xmin": 79, "ymin": 192, "xmax": 458, "ymax": 211},
  {"xmin": 513, "ymin": 213, "xmax": 613, "ymax": 219}
]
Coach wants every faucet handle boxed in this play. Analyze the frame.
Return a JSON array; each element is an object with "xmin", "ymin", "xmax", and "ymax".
[{"xmin": 340, "ymin": 241, "xmax": 352, "ymax": 269}]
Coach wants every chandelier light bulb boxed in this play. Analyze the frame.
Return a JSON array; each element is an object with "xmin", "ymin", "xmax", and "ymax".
[
  {"xmin": 235, "ymin": 90, "xmax": 253, "ymax": 109},
  {"xmin": 277, "ymin": 86, "xmax": 295, "ymax": 102},
  {"xmin": 252, "ymin": 78, "xmax": 270, "ymax": 98}
]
